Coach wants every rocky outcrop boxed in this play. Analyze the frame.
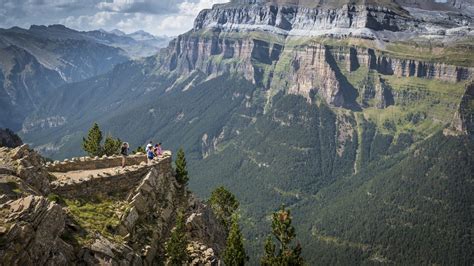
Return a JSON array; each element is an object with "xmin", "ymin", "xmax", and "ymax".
[
  {"xmin": 0, "ymin": 145, "xmax": 226, "ymax": 265},
  {"xmin": 358, "ymin": 75, "xmax": 394, "ymax": 108},
  {"xmin": 0, "ymin": 196, "xmax": 73, "ymax": 265},
  {"xmin": 0, "ymin": 145, "xmax": 51, "ymax": 194},
  {"xmin": 452, "ymin": 82, "xmax": 474, "ymax": 135}
]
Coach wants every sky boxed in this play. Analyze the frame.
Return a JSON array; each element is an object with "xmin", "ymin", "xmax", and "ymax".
[{"xmin": 0, "ymin": 0, "xmax": 230, "ymax": 36}]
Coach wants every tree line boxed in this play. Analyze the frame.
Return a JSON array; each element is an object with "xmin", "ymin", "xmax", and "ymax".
[{"xmin": 82, "ymin": 123, "xmax": 122, "ymax": 157}]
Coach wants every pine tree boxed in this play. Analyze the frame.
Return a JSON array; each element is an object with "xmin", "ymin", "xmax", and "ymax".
[
  {"xmin": 223, "ymin": 215, "xmax": 247, "ymax": 266},
  {"xmin": 209, "ymin": 186, "xmax": 239, "ymax": 232},
  {"xmin": 175, "ymin": 148, "xmax": 189, "ymax": 185},
  {"xmin": 133, "ymin": 146, "xmax": 145, "ymax": 154},
  {"xmin": 260, "ymin": 206, "xmax": 304, "ymax": 266},
  {"xmin": 165, "ymin": 212, "xmax": 189, "ymax": 265},
  {"xmin": 82, "ymin": 123, "xmax": 103, "ymax": 156},
  {"xmin": 103, "ymin": 134, "xmax": 122, "ymax": 156}
]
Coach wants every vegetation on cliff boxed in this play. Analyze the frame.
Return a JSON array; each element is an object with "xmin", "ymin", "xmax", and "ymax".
[
  {"xmin": 165, "ymin": 212, "xmax": 190, "ymax": 265},
  {"xmin": 209, "ymin": 186, "xmax": 240, "ymax": 232},
  {"xmin": 261, "ymin": 206, "xmax": 304, "ymax": 266},
  {"xmin": 175, "ymin": 148, "xmax": 190, "ymax": 185},
  {"xmin": 223, "ymin": 215, "xmax": 247, "ymax": 266},
  {"xmin": 82, "ymin": 123, "xmax": 122, "ymax": 157}
]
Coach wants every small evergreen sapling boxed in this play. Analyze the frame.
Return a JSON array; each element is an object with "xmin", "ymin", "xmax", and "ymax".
[
  {"xmin": 223, "ymin": 214, "xmax": 247, "ymax": 266},
  {"xmin": 209, "ymin": 186, "xmax": 239, "ymax": 232},
  {"xmin": 165, "ymin": 212, "xmax": 189, "ymax": 265},
  {"xmin": 175, "ymin": 148, "xmax": 189, "ymax": 185},
  {"xmin": 260, "ymin": 206, "xmax": 304, "ymax": 266}
]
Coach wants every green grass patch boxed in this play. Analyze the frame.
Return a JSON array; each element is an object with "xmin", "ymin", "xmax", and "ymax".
[
  {"xmin": 65, "ymin": 197, "xmax": 128, "ymax": 245},
  {"xmin": 352, "ymin": 75, "xmax": 467, "ymax": 137},
  {"xmin": 47, "ymin": 193, "xmax": 65, "ymax": 204},
  {"xmin": 385, "ymin": 40, "xmax": 474, "ymax": 67}
]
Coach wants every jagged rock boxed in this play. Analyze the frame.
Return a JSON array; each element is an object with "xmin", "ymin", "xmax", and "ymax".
[
  {"xmin": 122, "ymin": 206, "xmax": 139, "ymax": 233},
  {"xmin": 0, "ymin": 145, "xmax": 51, "ymax": 194},
  {"xmin": 451, "ymin": 81, "xmax": 474, "ymax": 135},
  {"xmin": 0, "ymin": 195, "xmax": 74, "ymax": 265},
  {"xmin": 90, "ymin": 236, "xmax": 116, "ymax": 258},
  {"xmin": 186, "ymin": 195, "xmax": 227, "ymax": 255},
  {"xmin": 187, "ymin": 241, "xmax": 219, "ymax": 266},
  {"xmin": 11, "ymin": 144, "xmax": 30, "ymax": 160}
]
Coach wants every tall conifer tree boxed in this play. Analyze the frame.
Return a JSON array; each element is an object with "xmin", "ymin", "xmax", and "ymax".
[
  {"xmin": 82, "ymin": 123, "xmax": 103, "ymax": 156},
  {"xmin": 175, "ymin": 148, "xmax": 189, "ymax": 185},
  {"xmin": 209, "ymin": 186, "xmax": 239, "ymax": 232},
  {"xmin": 261, "ymin": 206, "xmax": 304, "ymax": 266},
  {"xmin": 165, "ymin": 212, "xmax": 189, "ymax": 265},
  {"xmin": 223, "ymin": 215, "xmax": 247, "ymax": 266}
]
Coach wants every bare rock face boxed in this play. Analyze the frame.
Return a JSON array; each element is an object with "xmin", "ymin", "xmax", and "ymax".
[
  {"xmin": 195, "ymin": 0, "xmax": 472, "ymax": 38},
  {"xmin": 452, "ymin": 82, "xmax": 474, "ymax": 135},
  {"xmin": 186, "ymin": 195, "xmax": 227, "ymax": 255},
  {"xmin": 0, "ymin": 195, "xmax": 74, "ymax": 265},
  {"xmin": 0, "ymin": 144, "xmax": 51, "ymax": 194},
  {"xmin": 115, "ymin": 166, "xmax": 226, "ymax": 265},
  {"xmin": 155, "ymin": 0, "xmax": 472, "ymax": 109}
]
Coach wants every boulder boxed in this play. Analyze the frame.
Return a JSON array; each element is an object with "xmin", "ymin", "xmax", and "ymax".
[{"xmin": 0, "ymin": 196, "xmax": 74, "ymax": 265}]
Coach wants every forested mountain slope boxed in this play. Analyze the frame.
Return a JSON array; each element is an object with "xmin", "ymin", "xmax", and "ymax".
[
  {"xmin": 0, "ymin": 25, "xmax": 168, "ymax": 131},
  {"xmin": 19, "ymin": 0, "xmax": 474, "ymax": 263}
]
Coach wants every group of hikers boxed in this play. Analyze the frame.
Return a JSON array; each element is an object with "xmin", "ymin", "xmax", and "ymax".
[
  {"xmin": 119, "ymin": 141, "xmax": 163, "ymax": 167},
  {"xmin": 145, "ymin": 141, "xmax": 163, "ymax": 162}
]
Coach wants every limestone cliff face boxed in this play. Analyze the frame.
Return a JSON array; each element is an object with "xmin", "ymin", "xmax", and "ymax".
[
  {"xmin": 158, "ymin": 32, "xmax": 472, "ymax": 108},
  {"xmin": 194, "ymin": 1, "xmax": 413, "ymax": 37},
  {"xmin": 153, "ymin": 0, "xmax": 473, "ymax": 108},
  {"xmin": 0, "ymin": 145, "xmax": 226, "ymax": 265},
  {"xmin": 195, "ymin": 0, "xmax": 473, "ymax": 37},
  {"xmin": 452, "ymin": 81, "xmax": 474, "ymax": 135}
]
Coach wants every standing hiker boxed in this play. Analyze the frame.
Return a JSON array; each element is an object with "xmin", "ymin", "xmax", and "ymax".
[
  {"xmin": 121, "ymin": 142, "xmax": 129, "ymax": 168},
  {"xmin": 154, "ymin": 143, "xmax": 163, "ymax": 157},
  {"xmin": 147, "ymin": 144, "xmax": 155, "ymax": 164},
  {"xmin": 145, "ymin": 141, "xmax": 153, "ymax": 153}
]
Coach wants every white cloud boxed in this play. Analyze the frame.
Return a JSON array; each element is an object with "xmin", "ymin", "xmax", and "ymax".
[
  {"xmin": 61, "ymin": 11, "xmax": 115, "ymax": 29},
  {"xmin": 96, "ymin": 0, "xmax": 178, "ymax": 14},
  {"xmin": 152, "ymin": 0, "xmax": 229, "ymax": 35},
  {"xmin": 0, "ymin": 0, "xmax": 230, "ymax": 36}
]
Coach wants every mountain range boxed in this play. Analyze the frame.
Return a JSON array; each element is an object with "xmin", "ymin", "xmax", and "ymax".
[
  {"xmin": 0, "ymin": 25, "xmax": 170, "ymax": 131},
  {"xmin": 3, "ymin": 0, "xmax": 474, "ymax": 264}
]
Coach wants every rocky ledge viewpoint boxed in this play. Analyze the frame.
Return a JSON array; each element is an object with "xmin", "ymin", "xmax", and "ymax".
[{"xmin": 0, "ymin": 145, "xmax": 226, "ymax": 265}]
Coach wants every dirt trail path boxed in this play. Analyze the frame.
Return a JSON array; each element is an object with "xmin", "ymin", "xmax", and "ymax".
[{"xmin": 51, "ymin": 165, "xmax": 143, "ymax": 182}]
